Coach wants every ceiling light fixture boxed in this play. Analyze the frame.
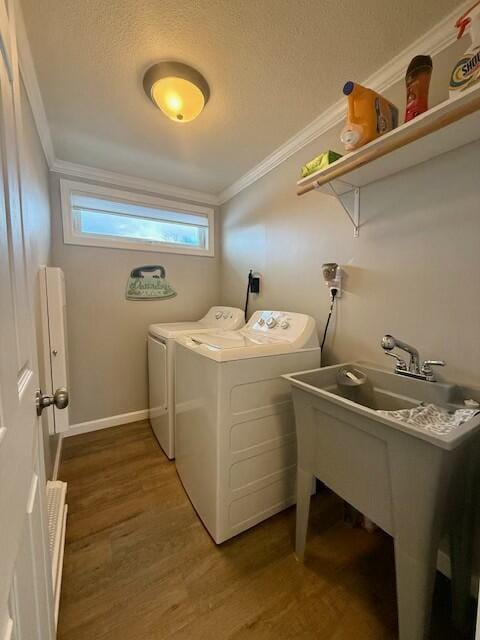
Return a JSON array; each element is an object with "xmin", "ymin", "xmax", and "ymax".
[{"xmin": 143, "ymin": 61, "xmax": 210, "ymax": 123}]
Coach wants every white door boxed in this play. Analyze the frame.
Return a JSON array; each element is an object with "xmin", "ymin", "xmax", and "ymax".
[
  {"xmin": 40, "ymin": 267, "xmax": 70, "ymax": 434},
  {"xmin": 148, "ymin": 335, "xmax": 171, "ymax": 453},
  {"xmin": 0, "ymin": 1, "xmax": 55, "ymax": 638}
]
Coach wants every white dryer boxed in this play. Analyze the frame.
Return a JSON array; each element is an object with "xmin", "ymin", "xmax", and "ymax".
[
  {"xmin": 174, "ymin": 310, "xmax": 320, "ymax": 543},
  {"xmin": 148, "ymin": 306, "xmax": 245, "ymax": 459}
]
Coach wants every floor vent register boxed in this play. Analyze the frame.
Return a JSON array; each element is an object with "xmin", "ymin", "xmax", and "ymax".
[{"xmin": 46, "ymin": 480, "xmax": 68, "ymax": 626}]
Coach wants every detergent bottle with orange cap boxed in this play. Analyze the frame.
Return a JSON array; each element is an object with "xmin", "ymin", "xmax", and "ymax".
[
  {"xmin": 340, "ymin": 82, "xmax": 398, "ymax": 151},
  {"xmin": 450, "ymin": 0, "xmax": 480, "ymax": 97}
]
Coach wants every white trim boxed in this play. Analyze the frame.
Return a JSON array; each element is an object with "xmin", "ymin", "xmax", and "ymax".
[
  {"xmin": 477, "ymin": 584, "xmax": 480, "ymax": 639},
  {"xmin": 51, "ymin": 435, "xmax": 62, "ymax": 481},
  {"xmin": 38, "ymin": 266, "xmax": 56, "ymax": 436},
  {"xmin": 14, "ymin": 9, "xmax": 220, "ymax": 207},
  {"xmin": 437, "ymin": 549, "xmax": 479, "ymax": 598},
  {"xmin": 54, "ymin": 505, "xmax": 67, "ymax": 627},
  {"xmin": 1, "ymin": 618, "xmax": 13, "ymax": 640},
  {"xmin": 26, "ymin": 472, "xmax": 39, "ymax": 515},
  {"xmin": 15, "ymin": 2, "xmax": 55, "ymax": 168},
  {"xmin": 60, "ymin": 178, "xmax": 215, "ymax": 257},
  {"xmin": 15, "ymin": 0, "xmax": 470, "ymax": 206},
  {"xmin": 65, "ymin": 409, "xmax": 149, "ymax": 438},
  {"xmin": 62, "ymin": 179, "xmax": 214, "ymax": 217},
  {"xmin": 217, "ymin": 1, "xmax": 470, "ymax": 204},
  {"xmin": 0, "ymin": 2, "xmax": 13, "ymax": 82},
  {"xmin": 52, "ymin": 158, "xmax": 220, "ymax": 206}
]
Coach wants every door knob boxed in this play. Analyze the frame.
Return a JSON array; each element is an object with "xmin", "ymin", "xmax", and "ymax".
[{"xmin": 36, "ymin": 388, "xmax": 69, "ymax": 416}]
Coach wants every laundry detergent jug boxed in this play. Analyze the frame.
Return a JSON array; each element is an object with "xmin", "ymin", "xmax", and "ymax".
[
  {"xmin": 450, "ymin": 1, "xmax": 480, "ymax": 97},
  {"xmin": 340, "ymin": 82, "xmax": 398, "ymax": 151}
]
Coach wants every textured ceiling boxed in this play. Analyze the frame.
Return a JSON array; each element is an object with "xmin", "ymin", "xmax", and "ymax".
[{"xmin": 21, "ymin": 0, "xmax": 459, "ymax": 194}]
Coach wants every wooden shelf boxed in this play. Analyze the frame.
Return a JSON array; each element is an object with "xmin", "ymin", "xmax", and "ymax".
[{"xmin": 297, "ymin": 83, "xmax": 480, "ymax": 197}]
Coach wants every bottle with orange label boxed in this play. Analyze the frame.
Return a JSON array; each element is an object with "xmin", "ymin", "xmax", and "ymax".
[
  {"xmin": 405, "ymin": 55, "xmax": 433, "ymax": 122},
  {"xmin": 340, "ymin": 82, "xmax": 398, "ymax": 151}
]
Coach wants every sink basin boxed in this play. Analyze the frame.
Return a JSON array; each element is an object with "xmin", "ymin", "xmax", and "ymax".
[
  {"xmin": 288, "ymin": 362, "xmax": 480, "ymax": 449},
  {"xmin": 324, "ymin": 382, "xmax": 419, "ymax": 412},
  {"xmin": 284, "ymin": 362, "xmax": 480, "ymax": 640}
]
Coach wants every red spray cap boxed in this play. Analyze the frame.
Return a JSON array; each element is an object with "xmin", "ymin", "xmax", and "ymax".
[{"xmin": 455, "ymin": 0, "xmax": 480, "ymax": 38}]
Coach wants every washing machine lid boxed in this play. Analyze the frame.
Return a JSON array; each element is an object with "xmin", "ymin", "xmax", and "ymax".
[
  {"xmin": 180, "ymin": 332, "xmax": 296, "ymax": 361},
  {"xmin": 177, "ymin": 310, "xmax": 319, "ymax": 362},
  {"xmin": 149, "ymin": 306, "xmax": 245, "ymax": 339},
  {"xmin": 188, "ymin": 330, "xmax": 284, "ymax": 349}
]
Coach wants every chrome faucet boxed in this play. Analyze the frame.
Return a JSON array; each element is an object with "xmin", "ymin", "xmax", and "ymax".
[{"xmin": 381, "ymin": 334, "xmax": 445, "ymax": 382}]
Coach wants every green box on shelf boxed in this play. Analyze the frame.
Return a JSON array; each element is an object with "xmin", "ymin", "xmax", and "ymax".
[{"xmin": 301, "ymin": 150, "xmax": 342, "ymax": 178}]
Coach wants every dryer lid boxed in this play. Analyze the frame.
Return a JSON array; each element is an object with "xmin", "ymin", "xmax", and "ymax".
[
  {"xmin": 198, "ymin": 306, "xmax": 245, "ymax": 329},
  {"xmin": 149, "ymin": 307, "xmax": 245, "ymax": 339},
  {"xmin": 149, "ymin": 321, "xmax": 207, "ymax": 339}
]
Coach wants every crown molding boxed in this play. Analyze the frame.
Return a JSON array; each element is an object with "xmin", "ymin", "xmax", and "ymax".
[
  {"xmin": 217, "ymin": 2, "xmax": 469, "ymax": 205},
  {"xmin": 15, "ymin": 4, "xmax": 219, "ymax": 207},
  {"xmin": 15, "ymin": 1, "xmax": 55, "ymax": 168},
  {"xmin": 51, "ymin": 158, "xmax": 220, "ymax": 205},
  {"xmin": 16, "ymin": 0, "xmax": 469, "ymax": 209}
]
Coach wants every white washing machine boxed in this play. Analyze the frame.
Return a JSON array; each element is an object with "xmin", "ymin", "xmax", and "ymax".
[
  {"xmin": 174, "ymin": 310, "xmax": 321, "ymax": 543},
  {"xmin": 148, "ymin": 306, "xmax": 245, "ymax": 459}
]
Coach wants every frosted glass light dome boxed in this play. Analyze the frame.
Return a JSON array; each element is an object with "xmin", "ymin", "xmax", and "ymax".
[{"xmin": 143, "ymin": 62, "xmax": 210, "ymax": 124}]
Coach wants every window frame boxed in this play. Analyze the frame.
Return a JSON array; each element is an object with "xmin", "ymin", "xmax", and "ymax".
[{"xmin": 60, "ymin": 179, "xmax": 215, "ymax": 257}]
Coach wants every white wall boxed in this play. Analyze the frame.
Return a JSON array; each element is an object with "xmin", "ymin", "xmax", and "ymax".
[
  {"xmin": 220, "ymin": 43, "xmax": 480, "ymax": 388},
  {"xmin": 50, "ymin": 174, "xmax": 224, "ymax": 425},
  {"xmin": 45, "ymin": 35, "xmax": 480, "ymax": 429}
]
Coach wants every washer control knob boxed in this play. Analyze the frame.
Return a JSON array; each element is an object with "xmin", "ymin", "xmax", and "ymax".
[
  {"xmin": 266, "ymin": 317, "xmax": 277, "ymax": 329},
  {"xmin": 258, "ymin": 318, "xmax": 265, "ymax": 326},
  {"xmin": 215, "ymin": 311, "xmax": 223, "ymax": 320},
  {"xmin": 280, "ymin": 321, "xmax": 290, "ymax": 329}
]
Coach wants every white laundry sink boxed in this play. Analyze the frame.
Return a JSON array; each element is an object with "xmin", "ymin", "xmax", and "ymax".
[{"xmin": 284, "ymin": 362, "xmax": 480, "ymax": 640}]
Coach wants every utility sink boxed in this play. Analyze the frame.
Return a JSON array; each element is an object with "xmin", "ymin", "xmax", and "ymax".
[
  {"xmin": 283, "ymin": 362, "xmax": 480, "ymax": 640},
  {"xmin": 328, "ymin": 383, "xmax": 418, "ymax": 412},
  {"xmin": 289, "ymin": 362, "xmax": 480, "ymax": 448}
]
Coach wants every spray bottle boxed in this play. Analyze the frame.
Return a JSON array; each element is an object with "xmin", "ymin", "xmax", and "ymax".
[{"xmin": 449, "ymin": 0, "xmax": 480, "ymax": 97}]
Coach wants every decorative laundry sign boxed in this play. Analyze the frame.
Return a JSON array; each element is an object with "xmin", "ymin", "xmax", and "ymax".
[{"xmin": 126, "ymin": 265, "xmax": 177, "ymax": 300}]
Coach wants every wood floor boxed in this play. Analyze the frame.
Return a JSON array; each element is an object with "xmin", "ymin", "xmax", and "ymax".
[{"xmin": 58, "ymin": 420, "xmax": 467, "ymax": 640}]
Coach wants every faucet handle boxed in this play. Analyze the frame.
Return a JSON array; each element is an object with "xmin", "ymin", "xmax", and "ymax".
[
  {"xmin": 421, "ymin": 360, "xmax": 445, "ymax": 372},
  {"xmin": 421, "ymin": 360, "xmax": 445, "ymax": 381},
  {"xmin": 384, "ymin": 351, "xmax": 407, "ymax": 370}
]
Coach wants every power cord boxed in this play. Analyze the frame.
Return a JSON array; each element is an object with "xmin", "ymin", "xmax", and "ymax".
[
  {"xmin": 321, "ymin": 288, "xmax": 337, "ymax": 351},
  {"xmin": 244, "ymin": 270, "xmax": 253, "ymax": 320}
]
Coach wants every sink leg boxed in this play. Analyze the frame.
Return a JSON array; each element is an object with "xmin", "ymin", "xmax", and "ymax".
[
  {"xmin": 450, "ymin": 524, "xmax": 473, "ymax": 635},
  {"xmin": 295, "ymin": 467, "xmax": 313, "ymax": 562},
  {"xmin": 394, "ymin": 540, "xmax": 439, "ymax": 640},
  {"xmin": 450, "ymin": 445, "xmax": 478, "ymax": 634},
  {"xmin": 390, "ymin": 443, "xmax": 451, "ymax": 640}
]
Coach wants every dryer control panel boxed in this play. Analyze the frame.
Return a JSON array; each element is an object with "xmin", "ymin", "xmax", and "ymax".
[
  {"xmin": 246, "ymin": 311, "xmax": 319, "ymax": 348},
  {"xmin": 200, "ymin": 306, "xmax": 245, "ymax": 330}
]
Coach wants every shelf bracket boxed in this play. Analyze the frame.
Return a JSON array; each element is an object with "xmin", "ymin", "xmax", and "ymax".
[{"xmin": 323, "ymin": 183, "xmax": 360, "ymax": 237}]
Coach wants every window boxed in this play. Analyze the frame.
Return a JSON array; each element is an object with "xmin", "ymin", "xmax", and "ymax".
[{"xmin": 60, "ymin": 180, "xmax": 214, "ymax": 256}]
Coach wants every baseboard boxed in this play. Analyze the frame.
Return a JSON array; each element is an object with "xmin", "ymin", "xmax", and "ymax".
[
  {"xmin": 65, "ymin": 409, "xmax": 149, "ymax": 438},
  {"xmin": 51, "ymin": 435, "xmax": 63, "ymax": 481},
  {"xmin": 437, "ymin": 549, "xmax": 479, "ymax": 598},
  {"xmin": 437, "ymin": 548, "xmax": 452, "ymax": 579}
]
